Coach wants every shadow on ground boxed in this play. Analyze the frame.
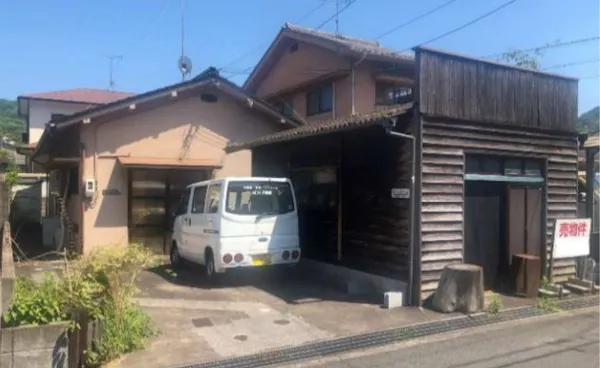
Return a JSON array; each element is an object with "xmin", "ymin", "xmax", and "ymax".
[{"xmin": 145, "ymin": 262, "xmax": 380, "ymax": 306}]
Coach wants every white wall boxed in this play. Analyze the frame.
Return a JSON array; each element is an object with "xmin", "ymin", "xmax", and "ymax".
[{"xmin": 28, "ymin": 100, "xmax": 94, "ymax": 143}]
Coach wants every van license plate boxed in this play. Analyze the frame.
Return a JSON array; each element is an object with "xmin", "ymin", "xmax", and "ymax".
[{"xmin": 252, "ymin": 254, "xmax": 271, "ymax": 266}]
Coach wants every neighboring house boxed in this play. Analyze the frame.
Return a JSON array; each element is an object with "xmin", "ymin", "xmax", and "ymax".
[
  {"xmin": 30, "ymin": 67, "xmax": 296, "ymax": 254},
  {"xmin": 17, "ymin": 88, "xmax": 134, "ymax": 145},
  {"xmin": 229, "ymin": 26, "xmax": 581, "ymax": 306},
  {"xmin": 244, "ymin": 23, "xmax": 414, "ymax": 124}
]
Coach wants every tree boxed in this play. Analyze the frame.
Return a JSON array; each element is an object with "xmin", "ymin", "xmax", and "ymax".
[{"xmin": 500, "ymin": 49, "xmax": 543, "ymax": 69}]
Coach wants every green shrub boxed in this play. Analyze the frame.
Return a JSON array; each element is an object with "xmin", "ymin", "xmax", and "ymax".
[
  {"xmin": 487, "ymin": 293, "xmax": 503, "ymax": 314},
  {"xmin": 85, "ymin": 300, "xmax": 155, "ymax": 367},
  {"xmin": 4, "ymin": 244, "xmax": 156, "ymax": 366},
  {"xmin": 3, "ymin": 273, "xmax": 68, "ymax": 327}
]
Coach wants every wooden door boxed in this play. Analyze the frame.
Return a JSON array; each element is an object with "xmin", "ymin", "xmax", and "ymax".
[
  {"xmin": 507, "ymin": 186, "xmax": 543, "ymax": 263},
  {"xmin": 508, "ymin": 186, "xmax": 526, "ymax": 264}
]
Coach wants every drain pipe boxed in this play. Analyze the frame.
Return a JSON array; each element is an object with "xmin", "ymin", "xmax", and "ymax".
[{"xmin": 385, "ymin": 127, "xmax": 416, "ymax": 306}]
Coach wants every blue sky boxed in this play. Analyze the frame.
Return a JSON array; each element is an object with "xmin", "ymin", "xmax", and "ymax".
[{"xmin": 1, "ymin": 0, "xmax": 598, "ymax": 113}]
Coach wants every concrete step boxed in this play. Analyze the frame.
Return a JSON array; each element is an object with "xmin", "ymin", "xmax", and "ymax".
[{"xmin": 563, "ymin": 282, "xmax": 592, "ymax": 295}]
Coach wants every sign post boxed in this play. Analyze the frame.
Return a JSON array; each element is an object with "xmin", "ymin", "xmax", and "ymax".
[{"xmin": 550, "ymin": 218, "xmax": 592, "ymax": 282}]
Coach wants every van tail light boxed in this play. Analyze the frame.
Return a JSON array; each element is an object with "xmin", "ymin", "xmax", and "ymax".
[
  {"xmin": 282, "ymin": 251, "xmax": 290, "ymax": 260},
  {"xmin": 222, "ymin": 254, "xmax": 233, "ymax": 264},
  {"xmin": 234, "ymin": 253, "xmax": 244, "ymax": 263},
  {"xmin": 291, "ymin": 250, "xmax": 300, "ymax": 260}
]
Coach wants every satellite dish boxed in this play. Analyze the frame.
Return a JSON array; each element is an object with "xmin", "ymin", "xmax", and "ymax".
[{"xmin": 178, "ymin": 56, "xmax": 193, "ymax": 77}]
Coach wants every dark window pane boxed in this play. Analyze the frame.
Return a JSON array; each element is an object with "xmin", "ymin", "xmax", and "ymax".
[
  {"xmin": 505, "ymin": 158, "xmax": 523, "ymax": 175},
  {"xmin": 524, "ymin": 159, "xmax": 542, "ymax": 176},
  {"xmin": 177, "ymin": 188, "xmax": 191, "ymax": 215},
  {"xmin": 307, "ymin": 91, "xmax": 320, "ymax": 116},
  {"xmin": 465, "ymin": 155, "xmax": 481, "ymax": 173},
  {"xmin": 375, "ymin": 82, "xmax": 412, "ymax": 105},
  {"xmin": 320, "ymin": 85, "xmax": 333, "ymax": 112},
  {"xmin": 482, "ymin": 156, "xmax": 502, "ymax": 174},
  {"xmin": 191, "ymin": 186, "xmax": 207, "ymax": 214}
]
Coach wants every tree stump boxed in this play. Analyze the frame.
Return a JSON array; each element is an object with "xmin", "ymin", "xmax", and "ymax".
[{"xmin": 432, "ymin": 264, "xmax": 484, "ymax": 314}]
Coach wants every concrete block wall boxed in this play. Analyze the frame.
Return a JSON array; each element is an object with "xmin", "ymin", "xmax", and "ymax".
[
  {"xmin": 1, "ymin": 221, "xmax": 14, "ymax": 315},
  {"xmin": 0, "ymin": 322, "xmax": 70, "ymax": 368}
]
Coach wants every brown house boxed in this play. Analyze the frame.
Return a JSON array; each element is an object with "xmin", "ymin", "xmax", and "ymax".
[
  {"xmin": 228, "ymin": 25, "xmax": 581, "ymax": 306},
  {"xmin": 31, "ymin": 68, "xmax": 297, "ymax": 254},
  {"xmin": 244, "ymin": 23, "xmax": 415, "ymax": 124}
]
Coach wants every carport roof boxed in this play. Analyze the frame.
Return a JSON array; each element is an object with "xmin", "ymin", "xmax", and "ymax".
[{"xmin": 226, "ymin": 103, "xmax": 413, "ymax": 152}]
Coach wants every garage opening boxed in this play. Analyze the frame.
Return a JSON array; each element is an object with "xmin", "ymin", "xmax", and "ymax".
[
  {"xmin": 464, "ymin": 154, "xmax": 545, "ymax": 292},
  {"xmin": 128, "ymin": 169, "xmax": 211, "ymax": 254}
]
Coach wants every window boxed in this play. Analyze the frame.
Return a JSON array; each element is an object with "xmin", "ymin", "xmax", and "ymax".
[
  {"xmin": 226, "ymin": 181, "xmax": 294, "ymax": 215},
  {"xmin": 375, "ymin": 82, "xmax": 413, "ymax": 105},
  {"xmin": 68, "ymin": 167, "xmax": 79, "ymax": 195},
  {"xmin": 306, "ymin": 85, "xmax": 333, "ymax": 116},
  {"xmin": 272, "ymin": 99, "xmax": 294, "ymax": 118},
  {"xmin": 466, "ymin": 155, "xmax": 544, "ymax": 178},
  {"xmin": 191, "ymin": 186, "xmax": 207, "ymax": 214},
  {"xmin": 176, "ymin": 188, "xmax": 191, "ymax": 215},
  {"xmin": 207, "ymin": 184, "xmax": 222, "ymax": 214}
]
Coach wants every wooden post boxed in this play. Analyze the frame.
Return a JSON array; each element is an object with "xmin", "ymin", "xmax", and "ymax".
[{"xmin": 337, "ymin": 140, "xmax": 343, "ymax": 261}]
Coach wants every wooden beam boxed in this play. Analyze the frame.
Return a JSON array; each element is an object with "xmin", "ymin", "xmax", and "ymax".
[{"xmin": 373, "ymin": 73, "xmax": 414, "ymax": 86}]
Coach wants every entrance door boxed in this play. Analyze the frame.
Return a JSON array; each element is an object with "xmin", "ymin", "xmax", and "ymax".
[{"xmin": 507, "ymin": 186, "xmax": 543, "ymax": 263}]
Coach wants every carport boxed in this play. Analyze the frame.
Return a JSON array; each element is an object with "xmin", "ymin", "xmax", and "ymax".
[{"xmin": 226, "ymin": 104, "xmax": 417, "ymax": 304}]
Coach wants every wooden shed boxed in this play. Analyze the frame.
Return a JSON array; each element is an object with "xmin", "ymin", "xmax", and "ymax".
[{"xmin": 414, "ymin": 46, "xmax": 579, "ymax": 301}]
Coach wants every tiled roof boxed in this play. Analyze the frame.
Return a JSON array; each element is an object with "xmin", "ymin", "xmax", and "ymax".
[
  {"xmin": 284, "ymin": 23, "xmax": 414, "ymax": 62},
  {"xmin": 226, "ymin": 103, "xmax": 413, "ymax": 152},
  {"xmin": 20, "ymin": 88, "xmax": 134, "ymax": 104}
]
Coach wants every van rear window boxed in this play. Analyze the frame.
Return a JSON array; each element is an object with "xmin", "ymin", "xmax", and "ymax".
[{"xmin": 225, "ymin": 181, "xmax": 295, "ymax": 215}]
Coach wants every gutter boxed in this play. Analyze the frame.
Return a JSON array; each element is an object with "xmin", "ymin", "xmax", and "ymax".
[
  {"xmin": 383, "ymin": 126, "xmax": 416, "ymax": 306},
  {"xmin": 351, "ymin": 53, "xmax": 368, "ymax": 115}
]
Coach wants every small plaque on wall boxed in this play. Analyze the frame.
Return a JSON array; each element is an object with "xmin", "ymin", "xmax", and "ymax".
[{"xmin": 102, "ymin": 188, "xmax": 122, "ymax": 196}]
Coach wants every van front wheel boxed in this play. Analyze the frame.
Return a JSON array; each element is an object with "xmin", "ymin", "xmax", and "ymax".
[{"xmin": 170, "ymin": 243, "xmax": 184, "ymax": 269}]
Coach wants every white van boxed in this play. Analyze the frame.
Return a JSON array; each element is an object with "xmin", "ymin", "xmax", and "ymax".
[{"xmin": 170, "ymin": 177, "xmax": 300, "ymax": 280}]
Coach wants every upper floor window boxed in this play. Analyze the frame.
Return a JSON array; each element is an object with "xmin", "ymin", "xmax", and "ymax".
[
  {"xmin": 272, "ymin": 99, "xmax": 294, "ymax": 118},
  {"xmin": 375, "ymin": 82, "xmax": 412, "ymax": 106},
  {"xmin": 306, "ymin": 85, "xmax": 333, "ymax": 116}
]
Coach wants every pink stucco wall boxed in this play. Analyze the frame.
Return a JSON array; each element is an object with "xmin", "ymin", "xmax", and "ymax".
[
  {"xmin": 254, "ymin": 40, "xmax": 379, "ymax": 122},
  {"xmin": 76, "ymin": 92, "xmax": 283, "ymax": 253}
]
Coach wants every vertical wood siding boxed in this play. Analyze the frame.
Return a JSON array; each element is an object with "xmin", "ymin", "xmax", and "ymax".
[
  {"xmin": 420, "ymin": 119, "xmax": 579, "ymax": 300},
  {"xmin": 417, "ymin": 48, "xmax": 578, "ymax": 132}
]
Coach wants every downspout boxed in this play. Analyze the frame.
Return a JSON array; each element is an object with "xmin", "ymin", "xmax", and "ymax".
[
  {"xmin": 384, "ymin": 127, "xmax": 416, "ymax": 306},
  {"xmin": 79, "ymin": 141, "xmax": 85, "ymax": 254},
  {"xmin": 351, "ymin": 53, "xmax": 368, "ymax": 115}
]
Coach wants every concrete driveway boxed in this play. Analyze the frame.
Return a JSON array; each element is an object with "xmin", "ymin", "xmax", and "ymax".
[{"xmin": 113, "ymin": 261, "xmax": 452, "ymax": 368}]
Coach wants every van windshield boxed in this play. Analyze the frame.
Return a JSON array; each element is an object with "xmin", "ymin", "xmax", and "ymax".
[{"xmin": 225, "ymin": 181, "xmax": 295, "ymax": 215}]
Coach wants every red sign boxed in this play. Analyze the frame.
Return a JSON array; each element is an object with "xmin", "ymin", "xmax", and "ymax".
[{"xmin": 558, "ymin": 220, "xmax": 589, "ymax": 238}]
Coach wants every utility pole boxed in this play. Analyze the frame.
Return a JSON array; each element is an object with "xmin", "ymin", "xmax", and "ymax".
[{"xmin": 105, "ymin": 54, "xmax": 123, "ymax": 90}]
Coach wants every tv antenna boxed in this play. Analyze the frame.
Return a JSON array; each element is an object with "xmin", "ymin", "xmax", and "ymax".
[
  {"xmin": 322, "ymin": 0, "xmax": 351, "ymax": 34},
  {"xmin": 178, "ymin": 0, "xmax": 192, "ymax": 80},
  {"xmin": 105, "ymin": 54, "xmax": 123, "ymax": 90}
]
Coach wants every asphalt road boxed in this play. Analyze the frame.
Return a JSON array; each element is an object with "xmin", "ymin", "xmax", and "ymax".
[{"xmin": 291, "ymin": 308, "xmax": 599, "ymax": 368}]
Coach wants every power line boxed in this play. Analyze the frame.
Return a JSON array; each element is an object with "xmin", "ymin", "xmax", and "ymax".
[
  {"xmin": 127, "ymin": 0, "xmax": 173, "ymax": 54},
  {"xmin": 219, "ymin": 1, "xmax": 330, "ymax": 71},
  {"xmin": 314, "ymin": 0, "xmax": 358, "ymax": 30},
  {"xmin": 484, "ymin": 36, "xmax": 600, "ymax": 58},
  {"xmin": 375, "ymin": 0, "xmax": 460, "ymax": 41},
  {"xmin": 403, "ymin": 0, "xmax": 519, "ymax": 52},
  {"xmin": 223, "ymin": 0, "xmax": 359, "ymax": 79},
  {"xmin": 543, "ymin": 58, "xmax": 600, "ymax": 71}
]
